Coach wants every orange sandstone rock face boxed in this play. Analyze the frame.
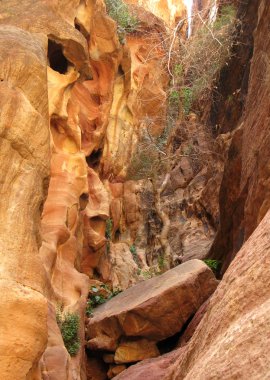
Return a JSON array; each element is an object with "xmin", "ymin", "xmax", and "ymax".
[
  {"xmin": 126, "ymin": 0, "xmax": 186, "ymax": 26},
  {"xmin": 0, "ymin": 0, "xmax": 118, "ymax": 378},
  {"xmin": 114, "ymin": 339, "xmax": 160, "ymax": 363},
  {"xmin": 0, "ymin": 26, "xmax": 50, "ymax": 380}
]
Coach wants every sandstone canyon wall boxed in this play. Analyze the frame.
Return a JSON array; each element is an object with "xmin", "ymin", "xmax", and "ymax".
[{"xmin": 0, "ymin": 0, "xmax": 269, "ymax": 379}]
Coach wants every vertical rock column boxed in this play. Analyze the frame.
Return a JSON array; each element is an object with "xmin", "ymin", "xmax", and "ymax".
[{"xmin": 0, "ymin": 27, "xmax": 50, "ymax": 380}]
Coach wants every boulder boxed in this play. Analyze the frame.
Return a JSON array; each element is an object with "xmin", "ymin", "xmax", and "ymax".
[
  {"xmin": 87, "ymin": 259, "xmax": 218, "ymax": 344},
  {"xmin": 103, "ymin": 354, "xmax": 115, "ymax": 364},
  {"xmin": 116, "ymin": 205, "xmax": 270, "ymax": 380},
  {"xmin": 114, "ymin": 339, "xmax": 160, "ymax": 364},
  {"xmin": 87, "ymin": 336, "xmax": 117, "ymax": 352},
  {"xmin": 107, "ymin": 364, "xmax": 127, "ymax": 379},
  {"xmin": 114, "ymin": 348, "xmax": 184, "ymax": 380}
]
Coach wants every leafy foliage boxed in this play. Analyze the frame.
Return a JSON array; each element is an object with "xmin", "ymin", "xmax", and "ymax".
[
  {"xmin": 105, "ymin": 218, "xmax": 113, "ymax": 240},
  {"xmin": 137, "ymin": 266, "xmax": 162, "ymax": 279},
  {"xmin": 56, "ymin": 311, "xmax": 80, "ymax": 356},
  {"xmin": 130, "ymin": 244, "xmax": 140, "ymax": 265},
  {"xmin": 203, "ymin": 259, "xmax": 221, "ymax": 274},
  {"xmin": 105, "ymin": 0, "xmax": 138, "ymax": 43},
  {"xmin": 180, "ymin": 4, "xmax": 237, "ymax": 102},
  {"xmin": 86, "ymin": 285, "xmax": 122, "ymax": 317},
  {"xmin": 157, "ymin": 254, "xmax": 165, "ymax": 270},
  {"xmin": 169, "ymin": 90, "xmax": 180, "ymax": 106},
  {"xmin": 181, "ymin": 87, "xmax": 193, "ymax": 115}
]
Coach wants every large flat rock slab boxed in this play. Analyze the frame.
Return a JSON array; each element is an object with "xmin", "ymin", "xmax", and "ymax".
[{"xmin": 87, "ymin": 259, "xmax": 218, "ymax": 343}]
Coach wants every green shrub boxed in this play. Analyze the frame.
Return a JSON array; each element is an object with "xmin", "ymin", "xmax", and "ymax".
[
  {"xmin": 157, "ymin": 254, "xmax": 165, "ymax": 270},
  {"xmin": 203, "ymin": 259, "xmax": 221, "ymax": 273},
  {"xmin": 181, "ymin": 87, "xmax": 193, "ymax": 115},
  {"xmin": 180, "ymin": 4, "xmax": 237, "ymax": 101},
  {"xmin": 110, "ymin": 288, "xmax": 122, "ymax": 297},
  {"xmin": 105, "ymin": 218, "xmax": 113, "ymax": 240},
  {"xmin": 86, "ymin": 285, "xmax": 122, "ymax": 317},
  {"xmin": 173, "ymin": 63, "xmax": 183, "ymax": 78},
  {"xmin": 105, "ymin": 0, "xmax": 138, "ymax": 44},
  {"xmin": 86, "ymin": 300, "xmax": 93, "ymax": 317},
  {"xmin": 129, "ymin": 244, "xmax": 136, "ymax": 255},
  {"xmin": 169, "ymin": 90, "xmax": 180, "ymax": 106},
  {"xmin": 56, "ymin": 311, "xmax": 80, "ymax": 356}
]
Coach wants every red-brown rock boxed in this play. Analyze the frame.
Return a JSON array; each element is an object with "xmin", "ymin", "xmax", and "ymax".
[{"xmin": 87, "ymin": 260, "xmax": 218, "ymax": 343}]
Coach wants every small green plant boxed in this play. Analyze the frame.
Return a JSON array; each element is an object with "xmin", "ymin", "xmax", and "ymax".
[
  {"xmin": 105, "ymin": 0, "xmax": 138, "ymax": 44},
  {"xmin": 130, "ymin": 244, "xmax": 140, "ymax": 265},
  {"xmin": 110, "ymin": 288, "xmax": 122, "ymax": 297},
  {"xmin": 213, "ymin": 5, "xmax": 236, "ymax": 30},
  {"xmin": 169, "ymin": 90, "xmax": 180, "ymax": 106},
  {"xmin": 86, "ymin": 300, "xmax": 93, "ymax": 317},
  {"xmin": 173, "ymin": 63, "xmax": 183, "ymax": 78},
  {"xmin": 139, "ymin": 267, "xmax": 159, "ymax": 280},
  {"xmin": 157, "ymin": 254, "xmax": 165, "ymax": 270},
  {"xmin": 56, "ymin": 311, "xmax": 80, "ymax": 356},
  {"xmin": 181, "ymin": 87, "xmax": 193, "ymax": 115},
  {"xmin": 129, "ymin": 244, "xmax": 136, "ymax": 255},
  {"xmin": 86, "ymin": 285, "xmax": 122, "ymax": 317},
  {"xmin": 203, "ymin": 259, "xmax": 221, "ymax": 274},
  {"xmin": 105, "ymin": 218, "xmax": 113, "ymax": 240},
  {"xmin": 179, "ymin": 4, "xmax": 237, "ymax": 102}
]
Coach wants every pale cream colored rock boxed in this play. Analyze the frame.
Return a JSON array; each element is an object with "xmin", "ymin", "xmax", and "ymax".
[{"xmin": 126, "ymin": 0, "xmax": 186, "ymax": 26}]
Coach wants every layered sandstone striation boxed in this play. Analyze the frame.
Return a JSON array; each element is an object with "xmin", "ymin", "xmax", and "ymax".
[
  {"xmin": 0, "ymin": 0, "xmax": 189, "ymax": 377},
  {"xmin": 0, "ymin": 25, "xmax": 50, "ymax": 380},
  {"xmin": 210, "ymin": 0, "xmax": 270, "ymax": 272}
]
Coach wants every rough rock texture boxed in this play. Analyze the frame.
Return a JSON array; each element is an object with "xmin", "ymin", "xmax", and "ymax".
[
  {"xmin": 115, "ymin": 205, "xmax": 270, "ymax": 379},
  {"xmin": 210, "ymin": 0, "xmax": 270, "ymax": 272},
  {"xmin": 0, "ymin": 25, "xmax": 50, "ymax": 380},
  {"xmin": 148, "ymin": 117, "xmax": 225, "ymax": 265},
  {"xmin": 87, "ymin": 260, "xmax": 218, "ymax": 342}
]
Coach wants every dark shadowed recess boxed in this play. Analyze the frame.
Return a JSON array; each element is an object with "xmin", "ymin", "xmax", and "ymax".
[{"xmin": 47, "ymin": 39, "xmax": 69, "ymax": 74}]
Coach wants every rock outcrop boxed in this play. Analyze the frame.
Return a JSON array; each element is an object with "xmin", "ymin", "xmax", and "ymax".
[
  {"xmin": 0, "ymin": 24, "xmax": 50, "ymax": 380},
  {"xmin": 115, "ymin": 206, "xmax": 270, "ymax": 379},
  {"xmin": 210, "ymin": 0, "xmax": 270, "ymax": 272},
  {"xmin": 86, "ymin": 260, "xmax": 218, "ymax": 369}
]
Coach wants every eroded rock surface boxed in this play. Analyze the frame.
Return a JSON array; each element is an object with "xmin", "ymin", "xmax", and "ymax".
[
  {"xmin": 87, "ymin": 260, "xmax": 218, "ymax": 355},
  {"xmin": 210, "ymin": 0, "xmax": 270, "ymax": 272},
  {"xmin": 116, "ymin": 198, "xmax": 270, "ymax": 380},
  {"xmin": 0, "ymin": 25, "xmax": 50, "ymax": 380}
]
